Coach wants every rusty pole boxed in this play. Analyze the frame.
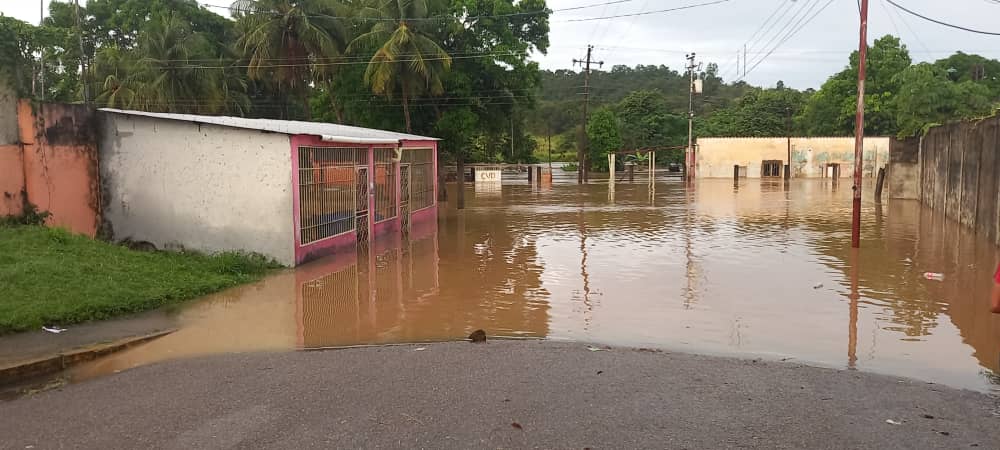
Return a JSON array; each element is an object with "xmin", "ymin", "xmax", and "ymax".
[{"xmin": 851, "ymin": 0, "xmax": 870, "ymax": 249}]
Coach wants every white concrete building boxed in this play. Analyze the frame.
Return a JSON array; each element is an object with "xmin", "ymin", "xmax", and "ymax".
[{"xmin": 98, "ymin": 109, "xmax": 439, "ymax": 266}]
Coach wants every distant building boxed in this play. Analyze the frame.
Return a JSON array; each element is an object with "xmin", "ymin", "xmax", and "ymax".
[
  {"xmin": 695, "ymin": 137, "xmax": 890, "ymax": 179},
  {"xmin": 98, "ymin": 109, "xmax": 439, "ymax": 266}
]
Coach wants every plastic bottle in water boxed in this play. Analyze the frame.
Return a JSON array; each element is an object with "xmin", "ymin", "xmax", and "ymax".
[{"xmin": 923, "ymin": 272, "xmax": 945, "ymax": 281}]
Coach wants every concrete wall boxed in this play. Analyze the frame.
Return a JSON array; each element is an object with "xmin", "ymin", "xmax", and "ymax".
[
  {"xmin": 99, "ymin": 113, "xmax": 295, "ymax": 265},
  {"xmin": 696, "ymin": 137, "xmax": 890, "ymax": 179},
  {"xmin": 917, "ymin": 116, "xmax": 1000, "ymax": 245},
  {"xmin": 0, "ymin": 75, "xmax": 18, "ymax": 145},
  {"xmin": 0, "ymin": 99, "xmax": 101, "ymax": 235},
  {"xmin": 887, "ymin": 137, "xmax": 920, "ymax": 200}
]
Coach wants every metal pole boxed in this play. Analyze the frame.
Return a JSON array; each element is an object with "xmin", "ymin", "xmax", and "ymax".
[
  {"xmin": 38, "ymin": 0, "xmax": 45, "ymax": 100},
  {"xmin": 74, "ymin": 0, "xmax": 90, "ymax": 106},
  {"xmin": 785, "ymin": 107, "xmax": 792, "ymax": 180},
  {"xmin": 851, "ymin": 0, "xmax": 870, "ymax": 249},
  {"xmin": 686, "ymin": 53, "xmax": 696, "ymax": 181}
]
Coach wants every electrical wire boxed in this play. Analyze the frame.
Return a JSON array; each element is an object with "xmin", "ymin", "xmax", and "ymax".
[
  {"xmin": 737, "ymin": 0, "xmax": 837, "ymax": 82},
  {"xmin": 884, "ymin": 0, "xmax": 1000, "ymax": 35},
  {"xmin": 564, "ymin": 0, "xmax": 731, "ymax": 22}
]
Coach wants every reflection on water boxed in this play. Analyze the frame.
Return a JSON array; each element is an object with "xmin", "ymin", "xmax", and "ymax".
[{"xmin": 72, "ymin": 179, "xmax": 1000, "ymax": 391}]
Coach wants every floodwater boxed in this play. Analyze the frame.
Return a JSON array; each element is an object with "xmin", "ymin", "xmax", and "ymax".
[{"xmin": 70, "ymin": 173, "xmax": 1000, "ymax": 391}]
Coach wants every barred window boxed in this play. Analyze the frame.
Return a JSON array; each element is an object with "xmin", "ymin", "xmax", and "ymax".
[
  {"xmin": 373, "ymin": 147, "xmax": 397, "ymax": 223},
  {"xmin": 298, "ymin": 146, "xmax": 364, "ymax": 244},
  {"xmin": 403, "ymin": 148, "xmax": 434, "ymax": 211}
]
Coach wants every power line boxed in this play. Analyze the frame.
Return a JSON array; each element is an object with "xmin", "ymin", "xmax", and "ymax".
[
  {"xmin": 738, "ymin": 0, "xmax": 837, "ymax": 82},
  {"xmin": 884, "ymin": 0, "xmax": 1000, "ymax": 35},
  {"xmin": 565, "ymin": 0, "xmax": 731, "ymax": 22}
]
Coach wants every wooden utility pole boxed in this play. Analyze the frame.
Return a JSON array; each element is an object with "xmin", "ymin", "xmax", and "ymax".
[
  {"xmin": 573, "ymin": 46, "xmax": 603, "ymax": 184},
  {"xmin": 851, "ymin": 0, "xmax": 870, "ymax": 249}
]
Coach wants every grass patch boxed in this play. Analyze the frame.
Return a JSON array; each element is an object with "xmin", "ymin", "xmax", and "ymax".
[{"xmin": 0, "ymin": 225, "xmax": 282, "ymax": 334}]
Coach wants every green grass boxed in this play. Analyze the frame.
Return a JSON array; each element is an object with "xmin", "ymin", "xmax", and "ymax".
[{"xmin": 0, "ymin": 225, "xmax": 281, "ymax": 334}]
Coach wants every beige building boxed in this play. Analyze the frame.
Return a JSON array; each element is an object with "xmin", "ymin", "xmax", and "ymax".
[{"xmin": 695, "ymin": 137, "xmax": 890, "ymax": 179}]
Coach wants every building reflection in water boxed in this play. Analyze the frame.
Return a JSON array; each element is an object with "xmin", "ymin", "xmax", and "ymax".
[{"xmin": 69, "ymin": 178, "xmax": 1000, "ymax": 391}]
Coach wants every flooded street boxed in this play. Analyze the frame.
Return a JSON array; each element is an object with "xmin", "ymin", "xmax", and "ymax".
[{"xmin": 72, "ymin": 175, "xmax": 1000, "ymax": 391}]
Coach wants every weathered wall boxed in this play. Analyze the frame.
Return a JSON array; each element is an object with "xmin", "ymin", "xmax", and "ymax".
[
  {"xmin": 0, "ymin": 77, "xmax": 23, "ymax": 215},
  {"xmin": 0, "ymin": 144, "xmax": 24, "ymax": 215},
  {"xmin": 21, "ymin": 101, "xmax": 102, "ymax": 236},
  {"xmin": 0, "ymin": 75, "xmax": 18, "ymax": 144},
  {"xmin": 917, "ymin": 116, "xmax": 1000, "ymax": 245},
  {"xmin": 0, "ymin": 99, "xmax": 100, "ymax": 235},
  {"xmin": 99, "ymin": 112, "xmax": 295, "ymax": 265},
  {"xmin": 696, "ymin": 137, "xmax": 890, "ymax": 179},
  {"xmin": 887, "ymin": 137, "xmax": 920, "ymax": 200}
]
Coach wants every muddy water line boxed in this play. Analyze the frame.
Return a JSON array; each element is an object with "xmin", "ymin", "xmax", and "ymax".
[{"xmin": 71, "ymin": 179, "xmax": 1000, "ymax": 391}]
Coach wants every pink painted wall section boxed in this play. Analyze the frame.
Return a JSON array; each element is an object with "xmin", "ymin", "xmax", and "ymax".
[
  {"xmin": 2, "ymin": 100, "xmax": 99, "ymax": 236},
  {"xmin": 289, "ymin": 136, "xmax": 438, "ymax": 265},
  {"xmin": 0, "ymin": 144, "xmax": 24, "ymax": 216}
]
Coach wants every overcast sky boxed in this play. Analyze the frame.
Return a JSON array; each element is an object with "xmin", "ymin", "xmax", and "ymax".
[{"xmin": 4, "ymin": 0, "xmax": 999, "ymax": 89}]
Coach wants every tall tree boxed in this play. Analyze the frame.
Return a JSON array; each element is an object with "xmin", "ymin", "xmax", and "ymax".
[
  {"xmin": 349, "ymin": 0, "xmax": 452, "ymax": 133},
  {"xmin": 586, "ymin": 107, "xmax": 622, "ymax": 172},
  {"xmin": 231, "ymin": 0, "xmax": 349, "ymax": 120}
]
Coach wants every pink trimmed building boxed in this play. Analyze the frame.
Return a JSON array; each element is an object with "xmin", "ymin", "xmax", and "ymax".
[{"xmin": 97, "ymin": 109, "xmax": 438, "ymax": 266}]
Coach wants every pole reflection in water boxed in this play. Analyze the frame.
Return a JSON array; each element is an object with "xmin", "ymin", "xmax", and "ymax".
[{"xmin": 68, "ymin": 179, "xmax": 1000, "ymax": 392}]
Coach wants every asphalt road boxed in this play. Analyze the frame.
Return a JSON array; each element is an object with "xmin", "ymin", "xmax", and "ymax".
[{"xmin": 1, "ymin": 341, "xmax": 998, "ymax": 449}]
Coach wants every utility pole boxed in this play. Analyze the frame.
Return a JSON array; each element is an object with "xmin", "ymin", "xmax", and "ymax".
[
  {"xmin": 785, "ymin": 106, "xmax": 792, "ymax": 180},
  {"xmin": 743, "ymin": 44, "xmax": 748, "ymax": 78},
  {"xmin": 686, "ymin": 53, "xmax": 699, "ymax": 181},
  {"xmin": 851, "ymin": 0, "xmax": 870, "ymax": 249},
  {"xmin": 573, "ymin": 45, "xmax": 603, "ymax": 184},
  {"xmin": 74, "ymin": 0, "xmax": 90, "ymax": 107},
  {"xmin": 38, "ymin": 0, "xmax": 45, "ymax": 101}
]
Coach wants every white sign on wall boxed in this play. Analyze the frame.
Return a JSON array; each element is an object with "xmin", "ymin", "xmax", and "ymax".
[{"xmin": 475, "ymin": 170, "xmax": 502, "ymax": 183}]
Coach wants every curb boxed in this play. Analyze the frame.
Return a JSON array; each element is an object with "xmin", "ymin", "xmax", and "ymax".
[{"xmin": 0, "ymin": 329, "xmax": 176, "ymax": 386}]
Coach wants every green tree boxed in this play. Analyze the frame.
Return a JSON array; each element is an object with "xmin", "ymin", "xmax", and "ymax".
[
  {"xmin": 697, "ymin": 87, "xmax": 806, "ymax": 137},
  {"xmin": 94, "ymin": 13, "xmax": 245, "ymax": 115},
  {"xmin": 892, "ymin": 63, "xmax": 994, "ymax": 137},
  {"xmin": 586, "ymin": 107, "xmax": 622, "ymax": 172},
  {"xmin": 617, "ymin": 89, "xmax": 686, "ymax": 149},
  {"xmin": 231, "ymin": 0, "xmax": 348, "ymax": 120},
  {"xmin": 799, "ymin": 35, "xmax": 911, "ymax": 136},
  {"xmin": 349, "ymin": 0, "xmax": 452, "ymax": 133}
]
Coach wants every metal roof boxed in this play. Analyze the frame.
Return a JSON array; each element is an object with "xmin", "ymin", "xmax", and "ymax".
[{"xmin": 99, "ymin": 108, "xmax": 438, "ymax": 144}]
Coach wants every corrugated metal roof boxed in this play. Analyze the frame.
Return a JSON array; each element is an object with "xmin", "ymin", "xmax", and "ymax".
[{"xmin": 99, "ymin": 108, "xmax": 438, "ymax": 144}]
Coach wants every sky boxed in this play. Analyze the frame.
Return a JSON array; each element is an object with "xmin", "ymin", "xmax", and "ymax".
[{"xmin": 3, "ymin": 0, "xmax": 1000, "ymax": 89}]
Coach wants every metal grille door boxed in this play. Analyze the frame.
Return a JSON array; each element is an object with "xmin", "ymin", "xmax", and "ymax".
[
  {"xmin": 356, "ymin": 166, "xmax": 370, "ymax": 245},
  {"xmin": 400, "ymin": 164, "xmax": 411, "ymax": 234}
]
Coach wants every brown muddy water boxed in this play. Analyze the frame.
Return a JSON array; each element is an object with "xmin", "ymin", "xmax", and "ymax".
[{"xmin": 70, "ymin": 175, "xmax": 1000, "ymax": 391}]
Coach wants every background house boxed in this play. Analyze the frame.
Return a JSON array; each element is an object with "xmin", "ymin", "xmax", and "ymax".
[{"xmin": 696, "ymin": 137, "xmax": 890, "ymax": 179}]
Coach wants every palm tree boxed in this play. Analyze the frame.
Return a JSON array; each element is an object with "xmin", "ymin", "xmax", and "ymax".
[
  {"xmin": 95, "ymin": 13, "xmax": 231, "ymax": 115},
  {"xmin": 231, "ymin": 0, "xmax": 348, "ymax": 120},
  {"xmin": 349, "ymin": 0, "xmax": 451, "ymax": 133}
]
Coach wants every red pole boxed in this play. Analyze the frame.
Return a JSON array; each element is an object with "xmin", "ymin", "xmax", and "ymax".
[{"xmin": 851, "ymin": 0, "xmax": 870, "ymax": 249}]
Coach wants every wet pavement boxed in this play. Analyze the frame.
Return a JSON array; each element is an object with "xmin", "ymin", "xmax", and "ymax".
[{"xmin": 65, "ymin": 175, "xmax": 1000, "ymax": 391}]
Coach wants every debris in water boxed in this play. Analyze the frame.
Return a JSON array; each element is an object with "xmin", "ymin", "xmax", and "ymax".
[
  {"xmin": 511, "ymin": 422, "xmax": 523, "ymax": 430},
  {"xmin": 813, "ymin": 283, "xmax": 824, "ymax": 289},
  {"xmin": 923, "ymin": 272, "xmax": 945, "ymax": 281},
  {"xmin": 938, "ymin": 431, "xmax": 950, "ymax": 436},
  {"xmin": 587, "ymin": 346, "xmax": 608, "ymax": 352},
  {"xmin": 42, "ymin": 326, "xmax": 67, "ymax": 334},
  {"xmin": 597, "ymin": 370, "xmax": 604, "ymax": 375},
  {"xmin": 469, "ymin": 329, "xmax": 487, "ymax": 343},
  {"xmin": 921, "ymin": 414, "xmax": 935, "ymax": 419},
  {"xmin": 885, "ymin": 419, "xmax": 902, "ymax": 425},
  {"xmin": 414, "ymin": 347, "xmax": 427, "ymax": 351}
]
